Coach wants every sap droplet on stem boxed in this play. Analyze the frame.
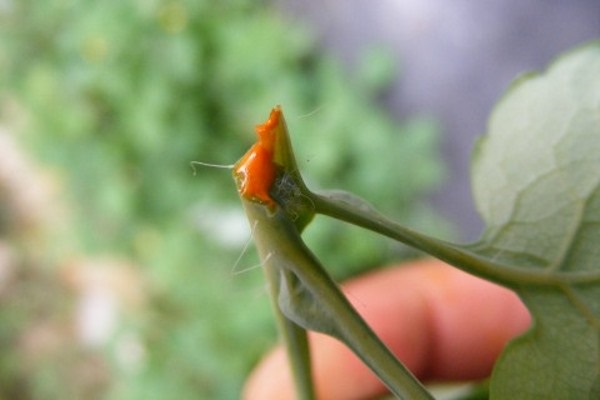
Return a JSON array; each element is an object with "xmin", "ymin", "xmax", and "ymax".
[{"xmin": 233, "ymin": 106, "xmax": 282, "ymax": 207}]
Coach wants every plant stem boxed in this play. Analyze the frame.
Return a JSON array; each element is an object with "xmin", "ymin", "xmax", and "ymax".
[
  {"xmin": 263, "ymin": 262, "xmax": 315, "ymax": 400},
  {"xmin": 282, "ymin": 241, "xmax": 434, "ymax": 400},
  {"xmin": 243, "ymin": 199, "xmax": 433, "ymax": 400},
  {"xmin": 311, "ymin": 192, "xmax": 599, "ymax": 287}
]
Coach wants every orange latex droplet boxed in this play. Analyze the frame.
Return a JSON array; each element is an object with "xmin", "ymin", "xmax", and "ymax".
[{"xmin": 233, "ymin": 107, "xmax": 282, "ymax": 207}]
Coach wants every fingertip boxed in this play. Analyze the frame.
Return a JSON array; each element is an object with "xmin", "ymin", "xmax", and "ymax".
[
  {"xmin": 243, "ymin": 348, "xmax": 294, "ymax": 400},
  {"xmin": 419, "ymin": 263, "xmax": 531, "ymax": 379}
]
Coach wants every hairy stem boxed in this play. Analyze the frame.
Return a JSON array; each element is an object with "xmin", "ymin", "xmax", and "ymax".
[
  {"xmin": 243, "ymin": 199, "xmax": 433, "ymax": 400},
  {"xmin": 311, "ymin": 192, "xmax": 596, "ymax": 287}
]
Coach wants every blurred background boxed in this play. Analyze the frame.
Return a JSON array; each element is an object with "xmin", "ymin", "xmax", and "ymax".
[{"xmin": 0, "ymin": 1, "xmax": 597, "ymax": 399}]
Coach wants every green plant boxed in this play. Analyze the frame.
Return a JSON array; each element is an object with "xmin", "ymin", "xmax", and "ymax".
[
  {"xmin": 0, "ymin": 1, "xmax": 446, "ymax": 399},
  {"xmin": 234, "ymin": 42, "xmax": 600, "ymax": 399}
]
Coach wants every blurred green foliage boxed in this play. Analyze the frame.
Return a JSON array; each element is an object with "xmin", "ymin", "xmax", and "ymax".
[{"xmin": 0, "ymin": 0, "xmax": 447, "ymax": 398}]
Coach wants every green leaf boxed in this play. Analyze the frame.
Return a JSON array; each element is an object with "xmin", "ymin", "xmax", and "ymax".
[
  {"xmin": 470, "ymin": 42, "xmax": 600, "ymax": 399},
  {"xmin": 471, "ymin": 42, "xmax": 600, "ymax": 273},
  {"xmin": 490, "ymin": 286, "xmax": 600, "ymax": 399}
]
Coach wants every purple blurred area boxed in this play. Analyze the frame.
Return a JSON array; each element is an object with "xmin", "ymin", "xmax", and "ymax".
[{"xmin": 278, "ymin": 0, "xmax": 600, "ymax": 240}]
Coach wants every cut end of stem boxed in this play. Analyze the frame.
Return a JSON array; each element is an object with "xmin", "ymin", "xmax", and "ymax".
[
  {"xmin": 234, "ymin": 106, "xmax": 315, "ymax": 229},
  {"xmin": 233, "ymin": 106, "xmax": 283, "ymax": 208},
  {"xmin": 255, "ymin": 106, "xmax": 282, "ymax": 152}
]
